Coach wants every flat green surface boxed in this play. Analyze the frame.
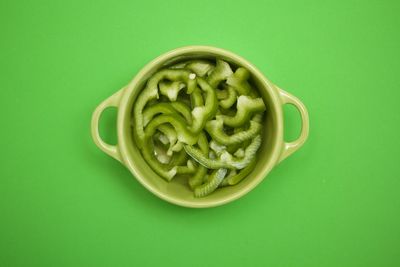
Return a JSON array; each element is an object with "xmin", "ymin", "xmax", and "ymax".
[{"xmin": 1, "ymin": 0, "xmax": 399, "ymax": 266}]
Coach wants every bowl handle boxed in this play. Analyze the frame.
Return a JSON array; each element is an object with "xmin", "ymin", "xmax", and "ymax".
[
  {"xmin": 277, "ymin": 87, "xmax": 309, "ymax": 163},
  {"xmin": 91, "ymin": 88, "xmax": 125, "ymax": 163}
]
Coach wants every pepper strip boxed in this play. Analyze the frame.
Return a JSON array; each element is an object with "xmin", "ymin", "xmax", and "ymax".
[
  {"xmin": 145, "ymin": 113, "xmax": 198, "ymax": 145},
  {"xmin": 188, "ymin": 132, "xmax": 209, "ymax": 189},
  {"xmin": 217, "ymin": 96, "xmax": 266, "ymax": 127},
  {"xmin": 184, "ymin": 135, "xmax": 261, "ymax": 170},
  {"xmin": 152, "ymin": 135, "xmax": 188, "ymax": 167},
  {"xmin": 185, "ymin": 60, "xmax": 214, "ymax": 77},
  {"xmin": 141, "ymin": 136, "xmax": 178, "ymax": 181},
  {"xmin": 143, "ymin": 103, "xmax": 185, "ymax": 126},
  {"xmin": 190, "ymin": 87, "xmax": 204, "ymax": 107},
  {"xmin": 142, "ymin": 114, "xmax": 196, "ymax": 181},
  {"xmin": 159, "ymin": 81, "xmax": 186, "ymax": 101},
  {"xmin": 189, "ymin": 78, "xmax": 218, "ymax": 133},
  {"xmin": 207, "ymin": 59, "xmax": 233, "ymax": 88},
  {"xmin": 220, "ymin": 159, "xmax": 256, "ymax": 186},
  {"xmin": 205, "ymin": 118, "xmax": 262, "ymax": 145},
  {"xmin": 209, "ymin": 140, "xmax": 227, "ymax": 156},
  {"xmin": 153, "ymin": 141, "xmax": 171, "ymax": 164},
  {"xmin": 184, "ymin": 144, "xmax": 228, "ymax": 169},
  {"xmin": 170, "ymin": 60, "xmax": 214, "ymax": 77},
  {"xmin": 170, "ymin": 102, "xmax": 193, "ymax": 124},
  {"xmin": 176, "ymin": 160, "xmax": 196, "ymax": 175},
  {"xmin": 133, "ymin": 69, "xmax": 196, "ymax": 147},
  {"xmin": 219, "ymin": 135, "xmax": 261, "ymax": 169},
  {"xmin": 226, "ymin": 136, "xmax": 251, "ymax": 154},
  {"xmin": 143, "ymin": 140, "xmax": 195, "ymax": 180},
  {"xmin": 226, "ymin": 67, "xmax": 252, "ymax": 95},
  {"xmin": 194, "ymin": 168, "xmax": 227, "ymax": 197},
  {"xmin": 156, "ymin": 124, "xmax": 177, "ymax": 156},
  {"xmin": 219, "ymin": 86, "xmax": 237, "ymax": 109},
  {"xmin": 216, "ymin": 89, "xmax": 229, "ymax": 99},
  {"xmin": 168, "ymin": 148, "xmax": 188, "ymax": 167}
]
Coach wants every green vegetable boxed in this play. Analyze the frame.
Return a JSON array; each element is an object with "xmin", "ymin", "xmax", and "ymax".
[
  {"xmin": 190, "ymin": 87, "xmax": 204, "ymax": 107},
  {"xmin": 226, "ymin": 67, "xmax": 252, "ymax": 95},
  {"xmin": 184, "ymin": 135, "xmax": 261, "ymax": 170},
  {"xmin": 188, "ymin": 78, "xmax": 218, "ymax": 133},
  {"xmin": 188, "ymin": 132, "xmax": 209, "ymax": 189},
  {"xmin": 159, "ymin": 81, "xmax": 185, "ymax": 101},
  {"xmin": 217, "ymin": 95, "xmax": 266, "ymax": 127},
  {"xmin": 131, "ymin": 59, "xmax": 266, "ymax": 197},
  {"xmin": 194, "ymin": 168, "xmax": 227, "ymax": 197},
  {"xmin": 185, "ymin": 60, "xmax": 214, "ymax": 77},
  {"xmin": 219, "ymin": 86, "xmax": 237, "ymax": 109},
  {"xmin": 207, "ymin": 59, "xmax": 233, "ymax": 88},
  {"xmin": 145, "ymin": 113, "xmax": 198, "ymax": 145},
  {"xmin": 221, "ymin": 159, "xmax": 257, "ymax": 186},
  {"xmin": 205, "ymin": 118, "xmax": 262, "ymax": 145},
  {"xmin": 133, "ymin": 69, "xmax": 197, "ymax": 146}
]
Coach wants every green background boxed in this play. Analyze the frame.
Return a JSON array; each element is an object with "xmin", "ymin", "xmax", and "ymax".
[{"xmin": 1, "ymin": 0, "xmax": 399, "ymax": 266}]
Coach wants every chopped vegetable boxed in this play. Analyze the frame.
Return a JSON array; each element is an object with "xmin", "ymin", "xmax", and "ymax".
[{"xmin": 132, "ymin": 59, "xmax": 265, "ymax": 197}]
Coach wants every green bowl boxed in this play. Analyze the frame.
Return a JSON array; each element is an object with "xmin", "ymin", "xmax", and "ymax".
[{"xmin": 91, "ymin": 46, "xmax": 309, "ymax": 208}]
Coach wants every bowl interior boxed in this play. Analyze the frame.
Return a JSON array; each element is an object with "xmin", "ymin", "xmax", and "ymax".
[{"xmin": 119, "ymin": 47, "xmax": 283, "ymax": 207}]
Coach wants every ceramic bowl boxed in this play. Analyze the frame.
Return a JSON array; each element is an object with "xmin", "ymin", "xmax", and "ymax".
[{"xmin": 91, "ymin": 46, "xmax": 309, "ymax": 208}]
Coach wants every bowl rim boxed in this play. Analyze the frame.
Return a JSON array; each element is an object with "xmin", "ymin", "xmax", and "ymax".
[{"xmin": 117, "ymin": 45, "xmax": 284, "ymax": 208}]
